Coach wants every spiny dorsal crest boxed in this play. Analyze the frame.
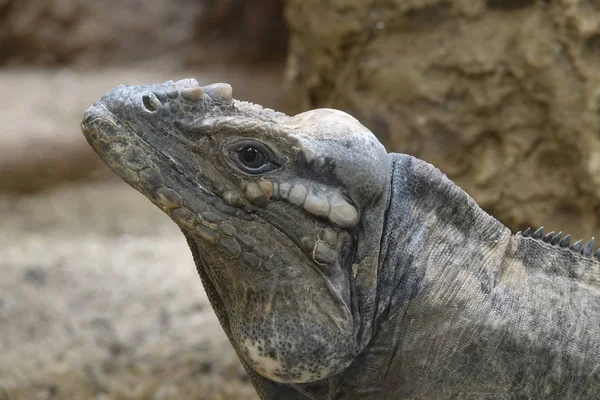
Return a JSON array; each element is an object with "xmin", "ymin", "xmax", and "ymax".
[{"xmin": 518, "ymin": 226, "xmax": 599, "ymax": 261}]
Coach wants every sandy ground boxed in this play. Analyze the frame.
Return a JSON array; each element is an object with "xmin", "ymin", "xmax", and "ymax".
[
  {"xmin": 0, "ymin": 180, "xmax": 259, "ymax": 400},
  {"xmin": 0, "ymin": 66, "xmax": 288, "ymax": 399}
]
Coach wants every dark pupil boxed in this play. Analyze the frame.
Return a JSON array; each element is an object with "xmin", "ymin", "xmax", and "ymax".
[{"xmin": 240, "ymin": 146, "xmax": 264, "ymax": 168}]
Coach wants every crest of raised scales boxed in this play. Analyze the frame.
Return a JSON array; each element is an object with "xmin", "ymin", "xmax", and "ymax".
[{"xmin": 518, "ymin": 226, "xmax": 599, "ymax": 260}]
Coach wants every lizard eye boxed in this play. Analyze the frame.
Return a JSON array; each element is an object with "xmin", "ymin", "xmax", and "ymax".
[
  {"xmin": 239, "ymin": 146, "xmax": 265, "ymax": 169},
  {"xmin": 229, "ymin": 140, "xmax": 280, "ymax": 174}
]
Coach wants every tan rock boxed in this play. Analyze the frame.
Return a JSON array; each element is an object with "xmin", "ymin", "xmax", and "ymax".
[{"xmin": 285, "ymin": 0, "xmax": 600, "ymax": 241}]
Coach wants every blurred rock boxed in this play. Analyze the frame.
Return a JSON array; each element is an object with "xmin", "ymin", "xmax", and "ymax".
[
  {"xmin": 192, "ymin": 0, "xmax": 288, "ymax": 64},
  {"xmin": 0, "ymin": 0, "xmax": 286, "ymax": 67},
  {"xmin": 0, "ymin": 0, "xmax": 200, "ymax": 67},
  {"xmin": 285, "ymin": 0, "xmax": 600, "ymax": 241}
]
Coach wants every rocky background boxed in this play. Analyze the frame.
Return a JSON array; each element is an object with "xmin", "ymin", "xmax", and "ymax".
[
  {"xmin": 2, "ymin": 0, "xmax": 600, "ymax": 399},
  {"xmin": 286, "ymin": 0, "xmax": 600, "ymax": 240}
]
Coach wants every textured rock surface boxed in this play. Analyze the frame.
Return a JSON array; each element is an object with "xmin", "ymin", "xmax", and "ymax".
[
  {"xmin": 285, "ymin": 0, "xmax": 600, "ymax": 241},
  {"xmin": 0, "ymin": 181, "xmax": 258, "ymax": 400}
]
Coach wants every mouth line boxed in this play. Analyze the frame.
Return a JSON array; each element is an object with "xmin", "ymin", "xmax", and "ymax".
[
  {"xmin": 122, "ymin": 118, "xmax": 218, "ymax": 198},
  {"xmin": 90, "ymin": 104, "xmax": 217, "ymax": 199}
]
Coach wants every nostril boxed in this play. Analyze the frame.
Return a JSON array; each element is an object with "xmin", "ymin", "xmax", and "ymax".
[{"xmin": 142, "ymin": 94, "xmax": 160, "ymax": 112}]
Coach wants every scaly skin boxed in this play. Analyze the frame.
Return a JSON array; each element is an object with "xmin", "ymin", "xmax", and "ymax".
[{"xmin": 81, "ymin": 79, "xmax": 600, "ymax": 399}]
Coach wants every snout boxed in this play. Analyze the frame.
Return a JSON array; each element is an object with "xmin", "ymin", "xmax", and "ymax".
[
  {"xmin": 80, "ymin": 102, "xmax": 115, "ymax": 139},
  {"xmin": 90, "ymin": 79, "xmax": 233, "ymax": 123},
  {"xmin": 80, "ymin": 103, "xmax": 99, "ymax": 136},
  {"xmin": 80, "ymin": 78, "xmax": 235, "ymax": 180}
]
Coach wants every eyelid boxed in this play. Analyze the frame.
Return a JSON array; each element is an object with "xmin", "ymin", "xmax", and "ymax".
[
  {"xmin": 231, "ymin": 139, "xmax": 274, "ymax": 156},
  {"xmin": 226, "ymin": 139, "xmax": 281, "ymax": 174},
  {"xmin": 229, "ymin": 140, "xmax": 279, "ymax": 164}
]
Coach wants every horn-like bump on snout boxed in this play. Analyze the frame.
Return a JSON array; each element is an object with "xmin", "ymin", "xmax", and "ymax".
[
  {"xmin": 204, "ymin": 83, "xmax": 233, "ymax": 103},
  {"xmin": 181, "ymin": 86, "xmax": 204, "ymax": 102}
]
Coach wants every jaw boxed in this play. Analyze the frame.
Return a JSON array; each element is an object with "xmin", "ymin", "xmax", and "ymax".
[
  {"xmin": 81, "ymin": 102, "xmax": 216, "ymax": 218},
  {"xmin": 188, "ymin": 226, "xmax": 360, "ymax": 384}
]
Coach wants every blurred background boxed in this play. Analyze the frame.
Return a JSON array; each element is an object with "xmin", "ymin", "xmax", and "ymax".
[{"xmin": 2, "ymin": 0, "xmax": 600, "ymax": 399}]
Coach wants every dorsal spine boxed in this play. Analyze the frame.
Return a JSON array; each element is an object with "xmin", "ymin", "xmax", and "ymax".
[{"xmin": 518, "ymin": 226, "xmax": 598, "ymax": 261}]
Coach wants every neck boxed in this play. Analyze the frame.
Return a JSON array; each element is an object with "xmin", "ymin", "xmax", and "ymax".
[{"xmin": 375, "ymin": 153, "xmax": 510, "ymax": 322}]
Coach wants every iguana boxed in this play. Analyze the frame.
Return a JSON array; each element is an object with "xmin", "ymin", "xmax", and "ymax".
[{"xmin": 80, "ymin": 79, "xmax": 600, "ymax": 399}]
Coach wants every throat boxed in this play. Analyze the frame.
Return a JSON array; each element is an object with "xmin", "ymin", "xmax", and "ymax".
[{"xmin": 375, "ymin": 153, "xmax": 510, "ymax": 322}]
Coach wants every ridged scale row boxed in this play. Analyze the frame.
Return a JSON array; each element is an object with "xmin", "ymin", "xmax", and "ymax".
[{"xmin": 518, "ymin": 226, "xmax": 598, "ymax": 260}]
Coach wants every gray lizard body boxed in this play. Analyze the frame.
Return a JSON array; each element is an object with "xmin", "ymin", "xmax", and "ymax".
[{"xmin": 81, "ymin": 79, "xmax": 600, "ymax": 399}]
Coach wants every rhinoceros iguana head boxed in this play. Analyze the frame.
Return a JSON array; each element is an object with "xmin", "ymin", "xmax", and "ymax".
[{"xmin": 81, "ymin": 79, "xmax": 390, "ymax": 383}]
